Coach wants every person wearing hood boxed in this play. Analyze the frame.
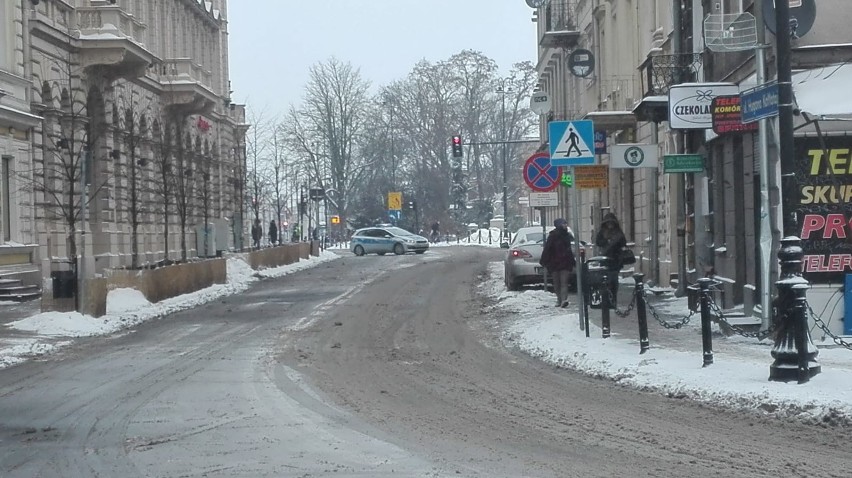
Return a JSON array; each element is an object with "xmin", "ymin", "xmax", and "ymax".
[
  {"xmin": 540, "ymin": 218, "xmax": 577, "ymax": 308},
  {"xmin": 595, "ymin": 212, "xmax": 627, "ymax": 306}
]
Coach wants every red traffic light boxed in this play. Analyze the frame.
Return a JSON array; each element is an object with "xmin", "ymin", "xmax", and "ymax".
[{"xmin": 452, "ymin": 136, "xmax": 461, "ymax": 145}]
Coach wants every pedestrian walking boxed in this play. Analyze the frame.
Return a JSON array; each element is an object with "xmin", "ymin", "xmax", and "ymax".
[
  {"xmin": 251, "ymin": 218, "xmax": 262, "ymax": 249},
  {"xmin": 595, "ymin": 212, "xmax": 627, "ymax": 306},
  {"xmin": 269, "ymin": 219, "xmax": 278, "ymax": 246},
  {"xmin": 540, "ymin": 218, "xmax": 577, "ymax": 308}
]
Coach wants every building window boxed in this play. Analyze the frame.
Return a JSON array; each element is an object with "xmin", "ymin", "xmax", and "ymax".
[{"xmin": 1, "ymin": 155, "xmax": 11, "ymax": 241}]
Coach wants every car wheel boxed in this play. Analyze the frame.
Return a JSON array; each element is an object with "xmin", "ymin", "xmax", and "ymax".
[
  {"xmin": 415, "ymin": 250, "xmax": 425, "ymax": 254},
  {"xmin": 353, "ymin": 245, "xmax": 365, "ymax": 256},
  {"xmin": 393, "ymin": 243, "xmax": 405, "ymax": 255}
]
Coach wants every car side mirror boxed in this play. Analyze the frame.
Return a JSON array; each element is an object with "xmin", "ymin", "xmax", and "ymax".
[{"xmin": 500, "ymin": 242, "xmax": 509, "ymax": 249}]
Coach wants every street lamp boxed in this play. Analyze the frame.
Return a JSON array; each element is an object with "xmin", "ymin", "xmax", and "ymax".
[{"xmin": 497, "ymin": 82, "xmax": 513, "ymax": 242}]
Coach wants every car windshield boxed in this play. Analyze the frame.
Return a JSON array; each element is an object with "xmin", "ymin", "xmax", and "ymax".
[{"xmin": 384, "ymin": 227, "xmax": 415, "ymax": 237}]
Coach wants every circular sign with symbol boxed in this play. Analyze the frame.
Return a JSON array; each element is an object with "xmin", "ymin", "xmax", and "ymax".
[
  {"xmin": 568, "ymin": 49, "xmax": 595, "ymax": 78},
  {"xmin": 624, "ymin": 146, "xmax": 645, "ymax": 167},
  {"xmin": 530, "ymin": 91, "xmax": 551, "ymax": 115},
  {"xmin": 523, "ymin": 152, "xmax": 562, "ymax": 192}
]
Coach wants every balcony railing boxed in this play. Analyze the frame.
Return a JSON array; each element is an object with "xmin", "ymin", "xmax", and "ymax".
[
  {"xmin": 77, "ymin": 6, "xmax": 148, "ymax": 47},
  {"xmin": 162, "ymin": 59, "xmax": 213, "ymax": 90},
  {"xmin": 639, "ymin": 53, "xmax": 703, "ymax": 97},
  {"xmin": 540, "ymin": 0, "xmax": 580, "ymax": 49}
]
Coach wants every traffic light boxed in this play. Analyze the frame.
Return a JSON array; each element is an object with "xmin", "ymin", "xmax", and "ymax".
[
  {"xmin": 330, "ymin": 215, "xmax": 340, "ymax": 225},
  {"xmin": 561, "ymin": 173, "xmax": 573, "ymax": 188},
  {"xmin": 451, "ymin": 135, "xmax": 463, "ymax": 158}
]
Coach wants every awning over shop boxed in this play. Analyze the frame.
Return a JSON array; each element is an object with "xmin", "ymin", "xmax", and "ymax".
[
  {"xmin": 793, "ymin": 63, "xmax": 852, "ymax": 116},
  {"xmin": 583, "ymin": 110, "xmax": 636, "ymax": 131},
  {"xmin": 631, "ymin": 95, "xmax": 668, "ymax": 123}
]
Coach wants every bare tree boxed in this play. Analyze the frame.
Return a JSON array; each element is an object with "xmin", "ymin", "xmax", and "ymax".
[
  {"xmin": 283, "ymin": 58, "xmax": 373, "ymax": 230},
  {"xmin": 26, "ymin": 52, "xmax": 111, "ymax": 301},
  {"xmin": 150, "ymin": 109, "xmax": 177, "ymax": 263}
]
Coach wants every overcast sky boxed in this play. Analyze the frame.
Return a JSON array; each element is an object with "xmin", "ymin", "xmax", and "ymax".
[{"xmin": 227, "ymin": 0, "xmax": 539, "ymax": 117}]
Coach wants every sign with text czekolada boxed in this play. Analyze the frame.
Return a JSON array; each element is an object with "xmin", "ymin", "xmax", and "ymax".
[
  {"xmin": 711, "ymin": 95, "xmax": 759, "ymax": 135},
  {"xmin": 795, "ymin": 136, "xmax": 852, "ymax": 283},
  {"xmin": 668, "ymin": 83, "xmax": 739, "ymax": 129},
  {"xmin": 573, "ymin": 165, "xmax": 608, "ymax": 189},
  {"xmin": 663, "ymin": 154, "xmax": 704, "ymax": 173}
]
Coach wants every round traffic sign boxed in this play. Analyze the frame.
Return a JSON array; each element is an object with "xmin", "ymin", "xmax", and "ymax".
[{"xmin": 523, "ymin": 152, "xmax": 561, "ymax": 192}]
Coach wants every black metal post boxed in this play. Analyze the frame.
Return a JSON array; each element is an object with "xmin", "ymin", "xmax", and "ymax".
[
  {"xmin": 601, "ymin": 267, "xmax": 611, "ymax": 339},
  {"xmin": 581, "ymin": 247, "xmax": 589, "ymax": 337},
  {"xmin": 768, "ymin": 0, "xmax": 821, "ymax": 383},
  {"xmin": 698, "ymin": 278, "xmax": 714, "ymax": 367},
  {"xmin": 634, "ymin": 273, "xmax": 649, "ymax": 354},
  {"xmin": 770, "ymin": 238, "xmax": 821, "ymax": 382}
]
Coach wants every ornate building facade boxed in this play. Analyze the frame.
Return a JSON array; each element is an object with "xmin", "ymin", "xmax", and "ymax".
[{"xmin": 1, "ymin": 0, "xmax": 247, "ymax": 303}]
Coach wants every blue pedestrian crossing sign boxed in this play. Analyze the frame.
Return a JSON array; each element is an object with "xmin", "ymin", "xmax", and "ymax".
[{"xmin": 548, "ymin": 120, "xmax": 596, "ymax": 166}]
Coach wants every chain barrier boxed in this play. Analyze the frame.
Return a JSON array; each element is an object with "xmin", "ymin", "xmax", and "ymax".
[
  {"xmin": 705, "ymin": 292, "xmax": 774, "ymax": 340},
  {"xmin": 808, "ymin": 304, "xmax": 852, "ymax": 350},
  {"xmin": 642, "ymin": 289, "xmax": 697, "ymax": 329},
  {"xmin": 604, "ymin": 285, "xmax": 636, "ymax": 318}
]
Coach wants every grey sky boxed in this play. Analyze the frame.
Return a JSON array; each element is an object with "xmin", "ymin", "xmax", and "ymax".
[{"xmin": 228, "ymin": 0, "xmax": 539, "ymax": 116}]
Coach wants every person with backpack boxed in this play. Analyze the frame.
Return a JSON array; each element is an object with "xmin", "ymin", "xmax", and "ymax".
[{"xmin": 540, "ymin": 218, "xmax": 577, "ymax": 308}]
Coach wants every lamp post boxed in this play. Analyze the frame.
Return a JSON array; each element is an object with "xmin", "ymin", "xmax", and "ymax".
[
  {"xmin": 769, "ymin": 0, "xmax": 820, "ymax": 383},
  {"xmin": 497, "ymin": 82, "xmax": 512, "ymax": 242}
]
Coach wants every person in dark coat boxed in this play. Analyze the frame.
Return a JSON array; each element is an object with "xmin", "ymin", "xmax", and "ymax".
[
  {"xmin": 269, "ymin": 219, "xmax": 278, "ymax": 246},
  {"xmin": 595, "ymin": 212, "xmax": 627, "ymax": 306},
  {"xmin": 540, "ymin": 218, "xmax": 577, "ymax": 308},
  {"xmin": 251, "ymin": 219, "xmax": 262, "ymax": 249}
]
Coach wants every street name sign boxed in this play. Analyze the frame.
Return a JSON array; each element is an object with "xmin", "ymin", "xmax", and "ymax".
[{"xmin": 740, "ymin": 81, "xmax": 779, "ymax": 123}]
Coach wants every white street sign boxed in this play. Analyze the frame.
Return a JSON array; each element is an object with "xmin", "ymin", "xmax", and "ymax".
[
  {"xmin": 610, "ymin": 143, "xmax": 659, "ymax": 169},
  {"xmin": 668, "ymin": 83, "xmax": 738, "ymax": 129},
  {"xmin": 529, "ymin": 192, "xmax": 558, "ymax": 207},
  {"xmin": 530, "ymin": 91, "xmax": 552, "ymax": 115}
]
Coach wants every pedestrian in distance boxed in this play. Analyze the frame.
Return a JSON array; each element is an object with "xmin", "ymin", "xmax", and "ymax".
[
  {"xmin": 595, "ymin": 212, "xmax": 627, "ymax": 307},
  {"xmin": 251, "ymin": 218, "xmax": 262, "ymax": 249},
  {"xmin": 269, "ymin": 219, "xmax": 278, "ymax": 246},
  {"xmin": 540, "ymin": 218, "xmax": 577, "ymax": 308}
]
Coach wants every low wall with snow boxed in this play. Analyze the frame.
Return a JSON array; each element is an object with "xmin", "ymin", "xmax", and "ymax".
[{"xmin": 46, "ymin": 242, "xmax": 317, "ymax": 317}]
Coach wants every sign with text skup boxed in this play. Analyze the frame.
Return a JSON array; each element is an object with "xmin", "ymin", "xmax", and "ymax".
[
  {"xmin": 668, "ymin": 83, "xmax": 739, "ymax": 129},
  {"xmin": 611, "ymin": 143, "xmax": 659, "ymax": 169},
  {"xmin": 663, "ymin": 154, "xmax": 705, "ymax": 173},
  {"xmin": 548, "ymin": 120, "xmax": 596, "ymax": 166}
]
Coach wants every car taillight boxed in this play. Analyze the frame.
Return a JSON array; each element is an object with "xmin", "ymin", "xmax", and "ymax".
[{"xmin": 510, "ymin": 249, "xmax": 533, "ymax": 259}]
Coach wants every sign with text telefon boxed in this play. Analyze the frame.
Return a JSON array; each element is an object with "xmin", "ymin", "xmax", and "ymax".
[{"xmin": 795, "ymin": 136, "xmax": 852, "ymax": 283}]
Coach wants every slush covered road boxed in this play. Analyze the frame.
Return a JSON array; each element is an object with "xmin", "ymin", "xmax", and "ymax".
[{"xmin": 0, "ymin": 247, "xmax": 849, "ymax": 477}]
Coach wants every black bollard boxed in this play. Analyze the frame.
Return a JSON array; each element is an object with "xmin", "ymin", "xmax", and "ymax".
[
  {"xmin": 601, "ymin": 268, "xmax": 611, "ymax": 339},
  {"xmin": 634, "ymin": 273, "xmax": 649, "ymax": 354},
  {"xmin": 769, "ymin": 237, "xmax": 821, "ymax": 382},
  {"xmin": 698, "ymin": 278, "xmax": 714, "ymax": 367}
]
